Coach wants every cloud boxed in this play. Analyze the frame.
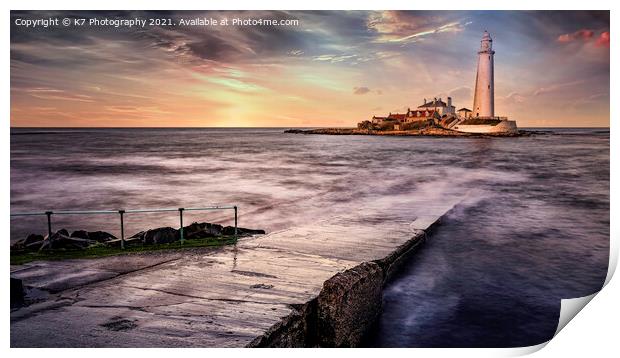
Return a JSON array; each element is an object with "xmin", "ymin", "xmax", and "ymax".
[
  {"xmin": 596, "ymin": 31, "xmax": 610, "ymax": 47},
  {"xmin": 47, "ymin": 10, "xmax": 309, "ymax": 66},
  {"xmin": 22, "ymin": 87, "xmax": 95, "ymax": 102},
  {"xmin": 567, "ymin": 92, "xmax": 609, "ymax": 109},
  {"xmin": 104, "ymin": 105, "xmax": 170, "ymax": 114},
  {"xmin": 368, "ymin": 11, "xmax": 470, "ymax": 44},
  {"xmin": 557, "ymin": 29, "xmax": 595, "ymax": 43},
  {"xmin": 287, "ymin": 49, "xmax": 304, "ymax": 56},
  {"xmin": 556, "ymin": 29, "xmax": 609, "ymax": 48},
  {"xmin": 314, "ymin": 54, "xmax": 357, "ymax": 63},
  {"xmin": 353, "ymin": 86, "xmax": 371, "ymax": 95},
  {"xmin": 504, "ymin": 92, "xmax": 527, "ymax": 104},
  {"xmin": 447, "ymin": 86, "xmax": 472, "ymax": 101},
  {"xmin": 533, "ymin": 80, "xmax": 584, "ymax": 96}
]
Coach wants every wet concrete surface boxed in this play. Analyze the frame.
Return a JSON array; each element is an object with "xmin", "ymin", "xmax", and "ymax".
[{"xmin": 10, "ymin": 198, "xmax": 461, "ymax": 347}]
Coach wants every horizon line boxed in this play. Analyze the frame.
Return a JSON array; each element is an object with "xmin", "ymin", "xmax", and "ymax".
[{"xmin": 9, "ymin": 125, "xmax": 612, "ymax": 129}]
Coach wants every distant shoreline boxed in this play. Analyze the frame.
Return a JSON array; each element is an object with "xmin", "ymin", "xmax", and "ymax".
[
  {"xmin": 9, "ymin": 126, "xmax": 611, "ymax": 130},
  {"xmin": 284, "ymin": 127, "xmax": 532, "ymax": 137}
]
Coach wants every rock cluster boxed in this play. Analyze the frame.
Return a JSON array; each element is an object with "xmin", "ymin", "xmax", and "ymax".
[
  {"xmin": 11, "ymin": 229, "xmax": 116, "ymax": 252},
  {"xmin": 10, "ymin": 222, "xmax": 265, "ymax": 252}
]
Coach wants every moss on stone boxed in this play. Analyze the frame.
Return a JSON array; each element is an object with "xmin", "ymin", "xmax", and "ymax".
[{"xmin": 10, "ymin": 236, "xmax": 237, "ymax": 265}]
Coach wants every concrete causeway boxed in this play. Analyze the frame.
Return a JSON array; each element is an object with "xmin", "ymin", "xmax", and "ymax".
[{"xmin": 10, "ymin": 196, "xmax": 463, "ymax": 347}]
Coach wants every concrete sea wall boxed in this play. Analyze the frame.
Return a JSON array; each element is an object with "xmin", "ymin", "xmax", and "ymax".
[
  {"xmin": 11, "ymin": 197, "xmax": 459, "ymax": 348},
  {"xmin": 247, "ymin": 231, "xmax": 428, "ymax": 347},
  {"xmin": 453, "ymin": 120, "xmax": 518, "ymax": 134}
]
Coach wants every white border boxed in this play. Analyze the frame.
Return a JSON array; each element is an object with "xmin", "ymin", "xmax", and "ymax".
[{"xmin": 3, "ymin": 1, "xmax": 617, "ymax": 357}]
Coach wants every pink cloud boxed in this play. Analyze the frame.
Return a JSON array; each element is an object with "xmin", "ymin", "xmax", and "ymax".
[
  {"xmin": 557, "ymin": 29, "xmax": 595, "ymax": 43},
  {"xmin": 595, "ymin": 31, "xmax": 610, "ymax": 48},
  {"xmin": 557, "ymin": 29, "xmax": 609, "ymax": 48}
]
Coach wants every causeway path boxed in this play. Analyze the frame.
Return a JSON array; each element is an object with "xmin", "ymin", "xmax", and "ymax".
[{"xmin": 11, "ymin": 195, "xmax": 463, "ymax": 347}]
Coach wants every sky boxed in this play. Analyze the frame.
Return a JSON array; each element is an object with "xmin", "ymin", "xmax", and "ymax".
[{"xmin": 10, "ymin": 10, "xmax": 610, "ymax": 127}]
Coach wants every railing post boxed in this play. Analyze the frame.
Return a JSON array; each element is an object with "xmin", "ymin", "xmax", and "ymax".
[
  {"xmin": 234, "ymin": 206, "xmax": 238, "ymax": 240},
  {"xmin": 45, "ymin": 211, "xmax": 53, "ymax": 249},
  {"xmin": 12, "ymin": 206, "xmax": 239, "ymax": 248},
  {"xmin": 119, "ymin": 210, "xmax": 125, "ymax": 250},
  {"xmin": 179, "ymin": 208, "xmax": 184, "ymax": 244}
]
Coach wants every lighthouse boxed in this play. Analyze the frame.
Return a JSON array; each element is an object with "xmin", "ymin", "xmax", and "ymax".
[{"xmin": 472, "ymin": 31, "xmax": 495, "ymax": 118}]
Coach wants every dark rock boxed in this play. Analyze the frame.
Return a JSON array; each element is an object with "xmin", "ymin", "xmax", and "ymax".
[
  {"xmin": 181, "ymin": 222, "xmax": 264, "ymax": 239},
  {"xmin": 222, "ymin": 226, "xmax": 265, "ymax": 236},
  {"xmin": 105, "ymin": 236, "xmax": 142, "ymax": 248},
  {"xmin": 182, "ymin": 222, "xmax": 223, "ymax": 239},
  {"xmin": 23, "ymin": 239, "xmax": 45, "ymax": 251},
  {"xmin": 316, "ymin": 262, "xmax": 384, "ymax": 347},
  {"xmin": 39, "ymin": 229, "xmax": 96, "ymax": 251},
  {"xmin": 52, "ymin": 236, "xmax": 96, "ymax": 250},
  {"xmin": 24, "ymin": 233, "xmax": 44, "ymax": 246},
  {"xmin": 55, "ymin": 228, "xmax": 70, "ymax": 238},
  {"xmin": 70, "ymin": 230, "xmax": 117, "ymax": 243},
  {"xmin": 11, "ymin": 234, "xmax": 44, "ymax": 251},
  {"xmin": 87, "ymin": 231, "xmax": 117, "ymax": 243},
  {"xmin": 128, "ymin": 231, "xmax": 146, "ymax": 240},
  {"xmin": 70, "ymin": 230, "xmax": 89, "ymax": 240},
  {"xmin": 17, "ymin": 222, "xmax": 264, "ymax": 251},
  {"xmin": 10, "ymin": 277, "xmax": 24, "ymax": 306},
  {"xmin": 134, "ymin": 227, "xmax": 179, "ymax": 245}
]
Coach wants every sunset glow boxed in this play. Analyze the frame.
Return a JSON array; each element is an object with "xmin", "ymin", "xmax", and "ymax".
[{"xmin": 11, "ymin": 10, "xmax": 610, "ymax": 127}]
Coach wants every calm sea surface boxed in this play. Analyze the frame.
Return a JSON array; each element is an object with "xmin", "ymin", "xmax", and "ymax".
[{"xmin": 10, "ymin": 127, "xmax": 609, "ymax": 347}]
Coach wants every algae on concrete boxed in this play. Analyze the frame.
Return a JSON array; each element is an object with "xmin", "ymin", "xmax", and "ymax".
[{"xmin": 10, "ymin": 236, "xmax": 237, "ymax": 265}]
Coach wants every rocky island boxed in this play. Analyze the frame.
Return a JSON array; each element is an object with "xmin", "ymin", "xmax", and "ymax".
[
  {"xmin": 288, "ymin": 31, "xmax": 523, "ymax": 138},
  {"xmin": 285, "ymin": 125, "xmax": 525, "ymax": 137}
]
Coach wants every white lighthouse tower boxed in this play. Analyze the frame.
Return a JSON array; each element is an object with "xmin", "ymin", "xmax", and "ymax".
[
  {"xmin": 472, "ymin": 31, "xmax": 494, "ymax": 118},
  {"xmin": 452, "ymin": 30, "xmax": 518, "ymax": 134}
]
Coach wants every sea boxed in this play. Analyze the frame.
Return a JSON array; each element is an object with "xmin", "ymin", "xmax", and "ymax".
[{"xmin": 9, "ymin": 127, "xmax": 609, "ymax": 347}]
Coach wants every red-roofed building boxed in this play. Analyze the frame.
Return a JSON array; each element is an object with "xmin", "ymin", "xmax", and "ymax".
[
  {"xmin": 417, "ymin": 97, "xmax": 456, "ymax": 116},
  {"xmin": 372, "ymin": 108, "xmax": 440, "ymax": 125},
  {"xmin": 387, "ymin": 113, "xmax": 407, "ymax": 121}
]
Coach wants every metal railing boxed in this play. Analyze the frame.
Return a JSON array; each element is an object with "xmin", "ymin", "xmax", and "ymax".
[{"xmin": 10, "ymin": 205, "xmax": 238, "ymax": 250}]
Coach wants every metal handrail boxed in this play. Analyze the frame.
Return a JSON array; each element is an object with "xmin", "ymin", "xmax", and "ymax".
[{"xmin": 10, "ymin": 205, "xmax": 238, "ymax": 250}]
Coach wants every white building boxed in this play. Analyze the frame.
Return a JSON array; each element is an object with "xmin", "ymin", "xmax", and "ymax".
[
  {"xmin": 457, "ymin": 108, "xmax": 473, "ymax": 118},
  {"xmin": 452, "ymin": 31, "xmax": 518, "ymax": 134},
  {"xmin": 472, "ymin": 31, "xmax": 495, "ymax": 118},
  {"xmin": 417, "ymin": 97, "xmax": 455, "ymax": 116}
]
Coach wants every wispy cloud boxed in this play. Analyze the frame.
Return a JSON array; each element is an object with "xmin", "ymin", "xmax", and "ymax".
[
  {"xmin": 504, "ymin": 92, "xmax": 527, "ymax": 104},
  {"xmin": 384, "ymin": 21, "xmax": 468, "ymax": 43},
  {"xmin": 368, "ymin": 11, "xmax": 471, "ymax": 44},
  {"xmin": 353, "ymin": 86, "xmax": 371, "ymax": 95},
  {"xmin": 533, "ymin": 80, "xmax": 584, "ymax": 96},
  {"xmin": 23, "ymin": 87, "xmax": 95, "ymax": 102},
  {"xmin": 104, "ymin": 105, "xmax": 170, "ymax": 114},
  {"xmin": 313, "ymin": 54, "xmax": 357, "ymax": 62}
]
